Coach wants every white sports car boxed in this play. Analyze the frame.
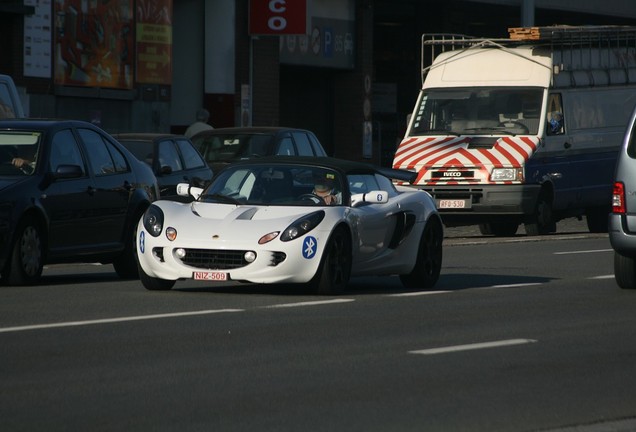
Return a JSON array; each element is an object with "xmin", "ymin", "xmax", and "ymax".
[{"xmin": 136, "ymin": 157, "xmax": 443, "ymax": 294}]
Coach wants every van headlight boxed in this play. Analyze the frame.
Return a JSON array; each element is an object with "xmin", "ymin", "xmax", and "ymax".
[{"xmin": 490, "ymin": 168, "xmax": 523, "ymax": 182}]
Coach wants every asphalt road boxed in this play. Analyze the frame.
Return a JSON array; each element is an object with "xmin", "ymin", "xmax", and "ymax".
[{"xmin": 1, "ymin": 220, "xmax": 634, "ymax": 432}]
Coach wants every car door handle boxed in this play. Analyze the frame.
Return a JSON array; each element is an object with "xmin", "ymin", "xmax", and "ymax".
[
  {"xmin": 87, "ymin": 186, "xmax": 96, "ymax": 196},
  {"xmin": 123, "ymin": 180, "xmax": 133, "ymax": 191},
  {"xmin": 564, "ymin": 141, "xmax": 571, "ymax": 149}
]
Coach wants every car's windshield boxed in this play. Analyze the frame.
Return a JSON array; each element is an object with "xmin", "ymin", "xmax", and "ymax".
[
  {"xmin": 200, "ymin": 164, "xmax": 343, "ymax": 206},
  {"xmin": 192, "ymin": 133, "xmax": 275, "ymax": 164},
  {"xmin": 0, "ymin": 132, "xmax": 41, "ymax": 176},
  {"xmin": 410, "ymin": 87, "xmax": 543, "ymax": 136}
]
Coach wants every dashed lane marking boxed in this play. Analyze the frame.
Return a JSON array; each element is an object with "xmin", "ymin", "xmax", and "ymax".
[
  {"xmin": 0, "ymin": 309, "xmax": 244, "ymax": 334},
  {"xmin": 263, "ymin": 299, "xmax": 355, "ymax": 308},
  {"xmin": 409, "ymin": 338, "xmax": 538, "ymax": 355}
]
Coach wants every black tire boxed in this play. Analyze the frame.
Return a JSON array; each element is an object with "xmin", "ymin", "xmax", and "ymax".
[
  {"xmin": 3, "ymin": 218, "xmax": 44, "ymax": 286},
  {"xmin": 309, "ymin": 227, "xmax": 351, "ymax": 295},
  {"xmin": 614, "ymin": 251, "xmax": 636, "ymax": 289},
  {"xmin": 586, "ymin": 206, "xmax": 610, "ymax": 233},
  {"xmin": 400, "ymin": 217, "xmax": 443, "ymax": 289},
  {"xmin": 524, "ymin": 192, "xmax": 555, "ymax": 236},
  {"xmin": 113, "ymin": 215, "xmax": 142, "ymax": 279},
  {"xmin": 138, "ymin": 261, "xmax": 176, "ymax": 291},
  {"xmin": 479, "ymin": 221, "xmax": 518, "ymax": 237}
]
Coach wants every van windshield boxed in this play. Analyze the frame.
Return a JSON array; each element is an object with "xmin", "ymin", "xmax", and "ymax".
[{"xmin": 410, "ymin": 87, "xmax": 543, "ymax": 136}]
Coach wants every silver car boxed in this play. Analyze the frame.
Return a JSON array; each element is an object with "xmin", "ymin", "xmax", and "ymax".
[{"xmin": 610, "ymin": 107, "xmax": 636, "ymax": 289}]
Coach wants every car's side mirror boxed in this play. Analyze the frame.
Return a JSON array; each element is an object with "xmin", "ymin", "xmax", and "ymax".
[
  {"xmin": 157, "ymin": 165, "xmax": 172, "ymax": 175},
  {"xmin": 176, "ymin": 182, "xmax": 203, "ymax": 200},
  {"xmin": 351, "ymin": 190, "xmax": 389, "ymax": 207}
]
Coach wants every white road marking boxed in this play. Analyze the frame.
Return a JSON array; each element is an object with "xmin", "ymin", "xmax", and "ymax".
[
  {"xmin": 553, "ymin": 248, "xmax": 612, "ymax": 255},
  {"xmin": 589, "ymin": 274, "xmax": 614, "ymax": 279},
  {"xmin": 264, "ymin": 299, "xmax": 355, "ymax": 308},
  {"xmin": 387, "ymin": 290, "xmax": 452, "ymax": 297},
  {"xmin": 409, "ymin": 338, "xmax": 537, "ymax": 355},
  {"xmin": 489, "ymin": 282, "xmax": 543, "ymax": 288},
  {"xmin": 0, "ymin": 309, "xmax": 244, "ymax": 334}
]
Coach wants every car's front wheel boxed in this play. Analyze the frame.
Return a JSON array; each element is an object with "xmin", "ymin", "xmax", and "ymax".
[
  {"xmin": 138, "ymin": 262, "xmax": 176, "ymax": 291},
  {"xmin": 309, "ymin": 227, "xmax": 351, "ymax": 295},
  {"xmin": 3, "ymin": 217, "xmax": 44, "ymax": 286},
  {"xmin": 400, "ymin": 217, "xmax": 443, "ymax": 290},
  {"xmin": 614, "ymin": 251, "xmax": 636, "ymax": 289}
]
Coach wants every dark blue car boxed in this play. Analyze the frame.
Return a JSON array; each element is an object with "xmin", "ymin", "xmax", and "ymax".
[{"xmin": 0, "ymin": 119, "xmax": 159, "ymax": 285}]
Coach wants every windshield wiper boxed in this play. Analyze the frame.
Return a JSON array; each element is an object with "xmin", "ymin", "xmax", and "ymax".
[
  {"xmin": 463, "ymin": 127, "xmax": 517, "ymax": 136},
  {"xmin": 415, "ymin": 129, "xmax": 460, "ymax": 136},
  {"xmin": 199, "ymin": 193, "xmax": 241, "ymax": 205}
]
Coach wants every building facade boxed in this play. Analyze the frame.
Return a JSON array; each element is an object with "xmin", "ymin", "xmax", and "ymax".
[{"xmin": 2, "ymin": 0, "xmax": 636, "ymax": 165}]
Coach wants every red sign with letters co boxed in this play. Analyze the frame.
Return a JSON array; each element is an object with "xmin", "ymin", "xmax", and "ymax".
[{"xmin": 249, "ymin": 0, "xmax": 307, "ymax": 35}]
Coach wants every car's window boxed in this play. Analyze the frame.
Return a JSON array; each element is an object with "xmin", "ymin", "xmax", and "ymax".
[
  {"xmin": 158, "ymin": 140, "xmax": 183, "ymax": 172},
  {"xmin": 292, "ymin": 131, "xmax": 314, "ymax": 156},
  {"xmin": 348, "ymin": 174, "xmax": 380, "ymax": 194},
  {"xmin": 0, "ymin": 131, "xmax": 41, "ymax": 176},
  {"xmin": 203, "ymin": 164, "xmax": 343, "ymax": 206},
  {"xmin": 308, "ymin": 133, "xmax": 327, "ymax": 156},
  {"xmin": 244, "ymin": 135, "xmax": 274, "ymax": 156},
  {"xmin": 176, "ymin": 138, "xmax": 206, "ymax": 169},
  {"xmin": 49, "ymin": 129, "xmax": 86, "ymax": 175},
  {"xmin": 276, "ymin": 136, "xmax": 295, "ymax": 155},
  {"xmin": 78, "ymin": 128, "xmax": 127, "ymax": 175}
]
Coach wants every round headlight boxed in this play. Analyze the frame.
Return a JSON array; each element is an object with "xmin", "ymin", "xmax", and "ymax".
[
  {"xmin": 244, "ymin": 251, "xmax": 257, "ymax": 263},
  {"xmin": 175, "ymin": 248, "xmax": 186, "ymax": 259}
]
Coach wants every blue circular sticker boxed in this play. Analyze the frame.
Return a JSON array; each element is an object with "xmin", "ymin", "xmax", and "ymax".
[
  {"xmin": 302, "ymin": 236, "xmax": 318, "ymax": 259},
  {"xmin": 139, "ymin": 231, "xmax": 145, "ymax": 254}
]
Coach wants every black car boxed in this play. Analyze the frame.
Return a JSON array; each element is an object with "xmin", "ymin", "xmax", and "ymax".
[
  {"xmin": 113, "ymin": 133, "xmax": 212, "ymax": 201},
  {"xmin": 190, "ymin": 127, "xmax": 327, "ymax": 173},
  {"xmin": 0, "ymin": 119, "xmax": 160, "ymax": 285}
]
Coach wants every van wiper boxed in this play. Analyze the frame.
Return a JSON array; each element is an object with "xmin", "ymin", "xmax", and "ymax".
[
  {"xmin": 464, "ymin": 127, "xmax": 517, "ymax": 136},
  {"xmin": 415, "ymin": 129, "xmax": 460, "ymax": 136}
]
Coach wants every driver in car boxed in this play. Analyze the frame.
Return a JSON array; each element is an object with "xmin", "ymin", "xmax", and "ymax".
[{"xmin": 312, "ymin": 176, "xmax": 341, "ymax": 205}]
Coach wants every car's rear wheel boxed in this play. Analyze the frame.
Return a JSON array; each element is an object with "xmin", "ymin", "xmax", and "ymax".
[
  {"xmin": 614, "ymin": 251, "xmax": 636, "ymax": 289},
  {"xmin": 400, "ymin": 217, "xmax": 443, "ymax": 290},
  {"xmin": 113, "ymin": 215, "xmax": 142, "ymax": 279},
  {"xmin": 309, "ymin": 227, "xmax": 351, "ymax": 295},
  {"xmin": 3, "ymin": 217, "xmax": 44, "ymax": 286},
  {"xmin": 138, "ymin": 262, "xmax": 176, "ymax": 291}
]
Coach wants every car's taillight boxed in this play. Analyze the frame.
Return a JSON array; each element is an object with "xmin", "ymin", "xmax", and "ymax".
[{"xmin": 613, "ymin": 182, "xmax": 626, "ymax": 214}]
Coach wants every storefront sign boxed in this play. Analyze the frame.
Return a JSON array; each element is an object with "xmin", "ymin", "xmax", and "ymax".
[{"xmin": 249, "ymin": 0, "xmax": 307, "ymax": 35}]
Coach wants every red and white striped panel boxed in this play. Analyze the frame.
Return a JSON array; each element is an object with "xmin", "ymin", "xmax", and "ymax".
[{"xmin": 392, "ymin": 136, "xmax": 540, "ymax": 185}]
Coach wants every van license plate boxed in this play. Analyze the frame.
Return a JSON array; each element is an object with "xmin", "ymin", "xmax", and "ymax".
[
  {"xmin": 438, "ymin": 199, "xmax": 469, "ymax": 209},
  {"xmin": 193, "ymin": 271, "xmax": 228, "ymax": 281}
]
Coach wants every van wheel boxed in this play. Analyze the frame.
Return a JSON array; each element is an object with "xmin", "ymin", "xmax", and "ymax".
[
  {"xmin": 3, "ymin": 218, "xmax": 44, "ymax": 286},
  {"xmin": 479, "ymin": 221, "xmax": 518, "ymax": 237},
  {"xmin": 614, "ymin": 251, "xmax": 636, "ymax": 289},
  {"xmin": 400, "ymin": 218, "xmax": 443, "ymax": 289},
  {"xmin": 586, "ymin": 206, "xmax": 609, "ymax": 233},
  {"xmin": 525, "ymin": 193, "xmax": 555, "ymax": 235}
]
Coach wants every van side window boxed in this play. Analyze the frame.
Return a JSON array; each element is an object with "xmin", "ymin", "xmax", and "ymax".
[{"xmin": 547, "ymin": 93, "xmax": 565, "ymax": 136}]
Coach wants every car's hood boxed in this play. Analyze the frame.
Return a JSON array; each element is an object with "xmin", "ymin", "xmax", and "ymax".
[{"xmin": 157, "ymin": 201, "xmax": 335, "ymax": 241}]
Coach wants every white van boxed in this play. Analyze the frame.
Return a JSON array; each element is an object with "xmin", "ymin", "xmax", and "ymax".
[
  {"xmin": 0, "ymin": 74, "xmax": 25, "ymax": 119},
  {"xmin": 392, "ymin": 26, "xmax": 636, "ymax": 235}
]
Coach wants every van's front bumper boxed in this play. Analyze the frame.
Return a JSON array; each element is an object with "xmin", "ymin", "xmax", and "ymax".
[{"xmin": 421, "ymin": 184, "xmax": 541, "ymax": 224}]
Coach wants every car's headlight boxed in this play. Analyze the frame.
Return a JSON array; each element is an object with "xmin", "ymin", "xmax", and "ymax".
[
  {"xmin": 280, "ymin": 210, "xmax": 325, "ymax": 242},
  {"xmin": 490, "ymin": 168, "xmax": 523, "ymax": 182},
  {"xmin": 143, "ymin": 205, "xmax": 164, "ymax": 237}
]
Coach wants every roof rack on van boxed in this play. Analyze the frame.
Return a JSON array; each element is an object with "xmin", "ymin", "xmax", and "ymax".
[{"xmin": 421, "ymin": 26, "xmax": 636, "ymax": 88}]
